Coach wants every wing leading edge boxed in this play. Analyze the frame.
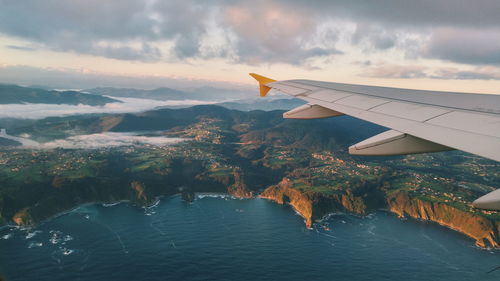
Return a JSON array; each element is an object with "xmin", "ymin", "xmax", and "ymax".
[{"xmin": 250, "ymin": 73, "xmax": 500, "ymax": 210}]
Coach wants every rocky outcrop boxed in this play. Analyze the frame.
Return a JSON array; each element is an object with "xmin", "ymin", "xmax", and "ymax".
[
  {"xmin": 12, "ymin": 208, "xmax": 34, "ymax": 226},
  {"xmin": 260, "ymin": 178, "xmax": 381, "ymax": 228},
  {"xmin": 130, "ymin": 181, "xmax": 149, "ymax": 203},
  {"xmin": 261, "ymin": 178, "xmax": 315, "ymax": 227},
  {"xmin": 227, "ymin": 168, "xmax": 253, "ymax": 198},
  {"xmin": 387, "ymin": 191, "xmax": 500, "ymax": 248}
]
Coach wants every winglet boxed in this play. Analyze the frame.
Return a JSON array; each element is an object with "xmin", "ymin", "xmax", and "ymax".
[{"xmin": 249, "ymin": 73, "xmax": 276, "ymax": 97}]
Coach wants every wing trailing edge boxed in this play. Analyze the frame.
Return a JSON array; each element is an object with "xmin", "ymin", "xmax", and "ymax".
[
  {"xmin": 283, "ymin": 104, "xmax": 344, "ymax": 119},
  {"xmin": 348, "ymin": 129, "xmax": 453, "ymax": 156}
]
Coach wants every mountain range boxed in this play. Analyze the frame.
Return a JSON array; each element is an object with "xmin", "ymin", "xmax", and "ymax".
[
  {"xmin": 84, "ymin": 86, "xmax": 251, "ymax": 101},
  {"xmin": 0, "ymin": 84, "xmax": 119, "ymax": 105}
]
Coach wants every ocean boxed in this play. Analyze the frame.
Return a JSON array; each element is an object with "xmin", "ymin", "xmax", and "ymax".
[{"xmin": 1, "ymin": 194, "xmax": 499, "ymax": 281}]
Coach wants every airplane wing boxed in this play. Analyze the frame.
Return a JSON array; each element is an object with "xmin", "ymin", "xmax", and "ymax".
[{"xmin": 250, "ymin": 73, "xmax": 500, "ymax": 210}]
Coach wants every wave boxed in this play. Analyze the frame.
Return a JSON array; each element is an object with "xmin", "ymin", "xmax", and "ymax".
[
  {"xmin": 49, "ymin": 230, "xmax": 63, "ymax": 245},
  {"xmin": 102, "ymin": 201, "xmax": 123, "ymax": 207},
  {"xmin": 197, "ymin": 193, "xmax": 235, "ymax": 200},
  {"xmin": 1, "ymin": 233, "xmax": 13, "ymax": 240},
  {"xmin": 25, "ymin": 230, "xmax": 42, "ymax": 240},
  {"xmin": 28, "ymin": 241, "xmax": 43, "ymax": 248},
  {"xmin": 63, "ymin": 235, "xmax": 73, "ymax": 242},
  {"xmin": 143, "ymin": 199, "xmax": 161, "ymax": 209},
  {"xmin": 61, "ymin": 248, "xmax": 74, "ymax": 256}
]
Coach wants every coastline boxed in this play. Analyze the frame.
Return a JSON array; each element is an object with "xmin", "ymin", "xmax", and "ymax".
[
  {"xmin": 3, "ymin": 186, "xmax": 499, "ymax": 249},
  {"xmin": 2, "ymin": 192, "xmax": 237, "ymax": 230},
  {"xmin": 258, "ymin": 181, "xmax": 500, "ymax": 248}
]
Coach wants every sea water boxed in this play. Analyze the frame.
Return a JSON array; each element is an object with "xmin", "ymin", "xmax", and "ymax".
[{"xmin": 1, "ymin": 195, "xmax": 499, "ymax": 281}]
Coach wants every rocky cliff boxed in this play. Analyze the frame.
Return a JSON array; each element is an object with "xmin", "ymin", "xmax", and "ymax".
[
  {"xmin": 12, "ymin": 208, "xmax": 34, "ymax": 226},
  {"xmin": 227, "ymin": 168, "xmax": 253, "ymax": 198},
  {"xmin": 260, "ymin": 179, "xmax": 500, "ymax": 248},
  {"xmin": 387, "ymin": 191, "xmax": 500, "ymax": 248},
  {"xmin": 260, "ymin": 178, "xmax": 382, "ymax": 228}
]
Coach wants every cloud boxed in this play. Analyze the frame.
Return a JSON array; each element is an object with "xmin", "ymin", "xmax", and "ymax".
[
  {"xmin": 284, "ymin": 0, "xmax": 500, "ymax": 28},
  {"xmin": 1, "ymin": 0, "xmax": 500, "ymax": 68},
  {"xmin": 351, "ymin": 24, "xmax": 396, "ymax": 51},
  {"xmin": 222, "ymin": 1, "xmax": 341, "ymax": 64},
  {"xmin": 5, "ymin": 45, "xmax": 36, "ymax": 51},
  {"xmin": 0, "ymin": 0, "xmax": 342, "ymax": 65},
  {"xmin": 431, "ymin": 67, "xmax": 500, "ymax": 80},
  {"xmin": 0, "ymin": 96, "xmax": 215, "ymax": 119},
  {"xmin": 362, "ymin": 65, "xmax": 428, "ymax": 79},
  {"xmin": 33, "ymin": 132, "xmax": 185, "ymax": 149},
  {"xmin": 424, "ymin": 28, "xmax": 500, "ymax": 65},
  {"xmin": 362, "ymin": 64, "xmax": 500, "ymax": 80},
  {"xmin": 0, "ymin": 0, "xmax": 201, "ymax": 61}
]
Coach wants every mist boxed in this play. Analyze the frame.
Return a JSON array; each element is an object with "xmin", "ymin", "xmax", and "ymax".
[
  {"xmin": 31, "ymin": 132, "xmax": 185, "ymax": 149},
  {"xmin": 0, "ymin": 97, "xmax": 215, "ymax": 119}
]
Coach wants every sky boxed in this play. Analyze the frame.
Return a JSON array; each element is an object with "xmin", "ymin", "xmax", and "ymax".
[{"xmin": 1, "ymin": 0, "xmax": 500, "ymax": 94}]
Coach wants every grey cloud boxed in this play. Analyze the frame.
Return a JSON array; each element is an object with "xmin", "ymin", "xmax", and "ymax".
[
  {"xmin": 223, "ymin": 1, "xmax": 341, "ymax": 64},
  {"xmin": 424, "ymin": 28, "xmax": 500, "ymax": 65},
  {"xmin": 0, "ymin": 0, "xmax": 207, "ymax": 62},
  {"xmin": 362, "ymin": 64, "xmax": 500, "ymax": 80},
  {"xmin": 5, "ymin": 45, "xmax": 36, "ymax": 51},
  {"xmin": 431, "ymin": 68, "xmax": 500, "ymax": 80},
  {"xmin": 1, "ymin": 0, "xmax": 500, "ymax": 67},
  {"xmin": 352, "ymin": 24, "xmax": 396, "ymax": 51},
  {"xmin": 0, "ymin": 0, "xmax": 343, "ymax": 65},
  {"xmin": 285, "ymin": 0, "xmax": 500, "ymax": 28},
  {"xmin": 363, "ymin": 65, "xmax": 428, "ymax": 79},
  {"xmin": 175, "ymin": 33, "xmax": 202, "ymax": 59}
]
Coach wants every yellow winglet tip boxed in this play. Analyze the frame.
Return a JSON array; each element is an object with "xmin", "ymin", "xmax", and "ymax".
[{"xmin": 249, "ymin": 73, "xmax": 276, "ymax": 97}]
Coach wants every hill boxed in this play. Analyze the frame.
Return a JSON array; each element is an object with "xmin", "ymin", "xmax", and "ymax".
[
  {"xmin": 217, "ymin": 98, "xmax": 306, "ymax": 111},
  {"xmin": 0, "ymin": 137, "xmax": 20, "ymax": 146},
  {"xmin": 0, "ymin": 84, "xmax": 120, "ymax": 105},
  {"xmin": 84, "ymin": 86, "xmax": 250, "ymax": 101},
  {"xmin": 8, "ymin": 105, "xmax": 384, "ymax": 145}
]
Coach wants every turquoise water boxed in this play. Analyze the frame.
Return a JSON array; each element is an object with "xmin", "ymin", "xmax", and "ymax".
[{"xmin": 1, "ymin": 194, "xmax": 499, "ymax": 281}]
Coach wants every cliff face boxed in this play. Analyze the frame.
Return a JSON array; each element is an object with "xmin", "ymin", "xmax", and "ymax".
[
  {"xmin": 227, "ymin": 168, "xmax": 253, "ymax": 198},
  {"xmin": 4, "ymin": 160, "xmax": 242, "ymax": 227},
  {"xmin": 12, "ymin": 208, "xmax": 34, "ymax": 226},
  {"xmin": 387, "ymin": 191, "xmax": 500, "ymax": 248},
  {"xmin": 260, "ymin": 178, "xmax": 379, "ymax": 228},
  {"xmin": 260, "ymin": 179, "xmax": 315, "ymax": 227},
  {"xmin": 260, "ymin": 179, "xmax": 500, "ymax": 248},
  {"xmin": 130, "ymin": 181, "xmax": 149, "ymax": 204}
]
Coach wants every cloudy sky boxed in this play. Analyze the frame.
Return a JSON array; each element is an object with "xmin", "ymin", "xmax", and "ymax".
[{"xmin": 1, "ymin": 0, "xmax": 500, "ymax": 93}]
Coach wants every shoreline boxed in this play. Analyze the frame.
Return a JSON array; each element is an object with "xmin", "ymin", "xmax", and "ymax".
[
  {"xmin": 1, "ymin": 192, "xmax": 240, "ymax": 230},
  {"xmin": 2, "ymin": 191, "xmax": 498, "ymax": 250}
]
